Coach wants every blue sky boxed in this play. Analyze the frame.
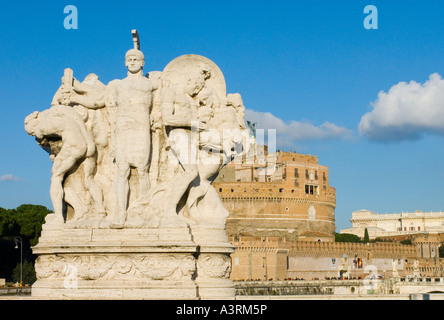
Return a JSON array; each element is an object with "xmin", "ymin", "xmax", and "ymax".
[{"xmin": 1, "ymin": 0, "xmax": 444, "ymax": 231}]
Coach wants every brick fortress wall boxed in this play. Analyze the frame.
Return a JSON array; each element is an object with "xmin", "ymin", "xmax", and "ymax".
[
  {"xmin": 230, "ymin": 236, "xmax": 420, "ymax": 281},
  {"xmin": 213, "ymin": 150, "xmax": 336, "ymax": 241}
]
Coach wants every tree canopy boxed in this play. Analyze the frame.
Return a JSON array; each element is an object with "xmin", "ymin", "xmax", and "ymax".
[
  {"xmin": 363, "ymin": 228, "xmax": 370, "ymax": 244},
  {"xmin": 335, "ymin": 232, "xmax": 362, "ymax": 243},
  {"xmin": 0, "ymin": 204, "xmax": 52, "ymax": 283},
  {"xmin": 0, "ymin": 204, "xmax": 52, "ymax": 246}
]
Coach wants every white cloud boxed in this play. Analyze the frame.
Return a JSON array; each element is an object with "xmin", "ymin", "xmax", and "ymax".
[
  {"xmin": 245, "ymin": 109, "xmax": 352, "ymax": 147},
  {"xmin": 359, "ymin": 73, "xmax": 444, "ymax": 141},
  {"xmin": 1, "ymin": 174, "xmax": 20, "ymax": 182}
]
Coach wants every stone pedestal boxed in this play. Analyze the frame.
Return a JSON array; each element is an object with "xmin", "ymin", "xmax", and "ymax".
[
  {"xmin": 32, "ymin": 216, "xmax": 234, "ymax": 300},
  {"xmin": 191, "ymin": 226, "xmax": 236, "ymax": 299}
]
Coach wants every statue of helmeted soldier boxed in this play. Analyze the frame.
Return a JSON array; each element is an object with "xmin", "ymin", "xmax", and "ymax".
[{"xmin": 106, "ymin": 37, "xmax": 161, "ymax": 227}]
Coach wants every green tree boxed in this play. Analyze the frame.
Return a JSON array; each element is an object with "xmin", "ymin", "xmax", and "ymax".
[
  {"xmin": 12, "ymin": 260, "xmax": 37, "ymax": 285},
  {"xmin": 363, "ymin": 228, "xmax": 370, "ymax": 243},
  {"xmin": 0, "ymin": 208, "xmax": 19, "ymax": 237},
  {"xmin": 12, "ymin": 204, "xmax": 52, "ymax": 246},
  {"xmin": 335, "ymin": 233, "xmax": 362, "ymax": 243},
  {"xmin": 0, "ymin": 204, "xmax": 51, "ymax": 281}
]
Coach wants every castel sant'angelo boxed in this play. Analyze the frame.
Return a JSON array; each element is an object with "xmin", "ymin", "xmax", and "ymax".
[
  {"xmin": 214, "ymin": 143, "xmax": 444, "ymax": 281},
  {"xmin": 213, "ymin": 145, "xmax": 337, "ymax": 242}
]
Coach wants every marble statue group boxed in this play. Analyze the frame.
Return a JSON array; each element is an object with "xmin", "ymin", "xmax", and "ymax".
[
  {"xmin": 25, "ymin": 32, "xmax": 247, "ymax": 230},
  {"xmin": 24, "ymin": 31, "xmax": 247, "ymax": 299}
]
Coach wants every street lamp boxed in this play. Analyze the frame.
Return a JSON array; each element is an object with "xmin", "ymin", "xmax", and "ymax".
[{"xmin": 14, "ymin": 237, "xmax": 23, "ymax": 286}]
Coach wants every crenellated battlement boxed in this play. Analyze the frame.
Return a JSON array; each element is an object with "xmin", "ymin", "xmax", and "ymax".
[{"xmin": 230, "ymin": 236, "xmax": 417, "ymax": 259}]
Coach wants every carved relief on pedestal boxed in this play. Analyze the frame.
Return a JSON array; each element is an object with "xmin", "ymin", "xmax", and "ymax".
[
  {"xmin": 35, "ymin": 254, "xmax": 196, "ymax": 281},
  {"xmin": 197, "ymin": 254, "xmax": 232, "ymax": 280}
]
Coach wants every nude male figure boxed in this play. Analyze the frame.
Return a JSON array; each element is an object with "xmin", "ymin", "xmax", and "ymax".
[
  {"xmin": 24, "ymin": 106, "xmax": 105, "ymax": 222},
  {"xmin": 107, "ymin": 48, "xmax": 160, "ymax": 225}
]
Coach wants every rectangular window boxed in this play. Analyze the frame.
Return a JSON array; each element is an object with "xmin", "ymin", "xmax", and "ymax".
[
  {"xmin": 305, "ymin": 184, "xmax": 319, "ymax": 195},
  {"xmin": 294, "ymin": 168, "xmax": 299, "ymax": 177},
  {"xmin": 305, "ymin": 170, "xmax": 309, "ymax": 179}
]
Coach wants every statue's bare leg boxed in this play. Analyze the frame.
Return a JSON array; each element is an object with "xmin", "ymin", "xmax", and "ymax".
[
  {"xmin": 164, "ymin": 162, "xmax": 198, "ymax": 218},
  {"xmin": 83, "ymin": 157, "xmax": 106, "ymax": 216},
  {"xmin": 50, "ymin": 154, "xmax": 79, "ymax": 223},
  {"xmin": 64, "ymin": 185, "xmax": 88, "ymax": 220},
  {"xmin": 50, "ymin": 174, "xmax": 65, "ymax": 223},
  {"xmin": 163, "ymin": 131, "xmax": 199, "ymax": 218},
  {"xmin": 136, "ymin": 166, "xmax": 150, "ymax": 201},
  {"xmin": 187, "ymin": 161, "xmax": 221, "ymax": 208},
  {"xmin": 115, "ymin": 162, "xmax": 131, "ymax": 225}
]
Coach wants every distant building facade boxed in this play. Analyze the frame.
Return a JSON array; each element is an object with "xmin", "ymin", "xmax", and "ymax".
[
  {"xmin": 340, "ymin": 209, "xmax": 444, "ymax": 240},
  {"xmin": 213, "ymin": 148, "xmax": 336, "ymax": 242}
]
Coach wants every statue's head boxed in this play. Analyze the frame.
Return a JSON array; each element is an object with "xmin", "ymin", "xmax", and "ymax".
[
  {"xmin": 125, "ymin": 49, "xmax": 145, "ymax": 74},
  {"xmin": 24, "ymin": 111, "xmax": 40, "ymax": 136},
  {"xmin": 185, "ymin": 69, "xmax": 206, "ymax": 97}
]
